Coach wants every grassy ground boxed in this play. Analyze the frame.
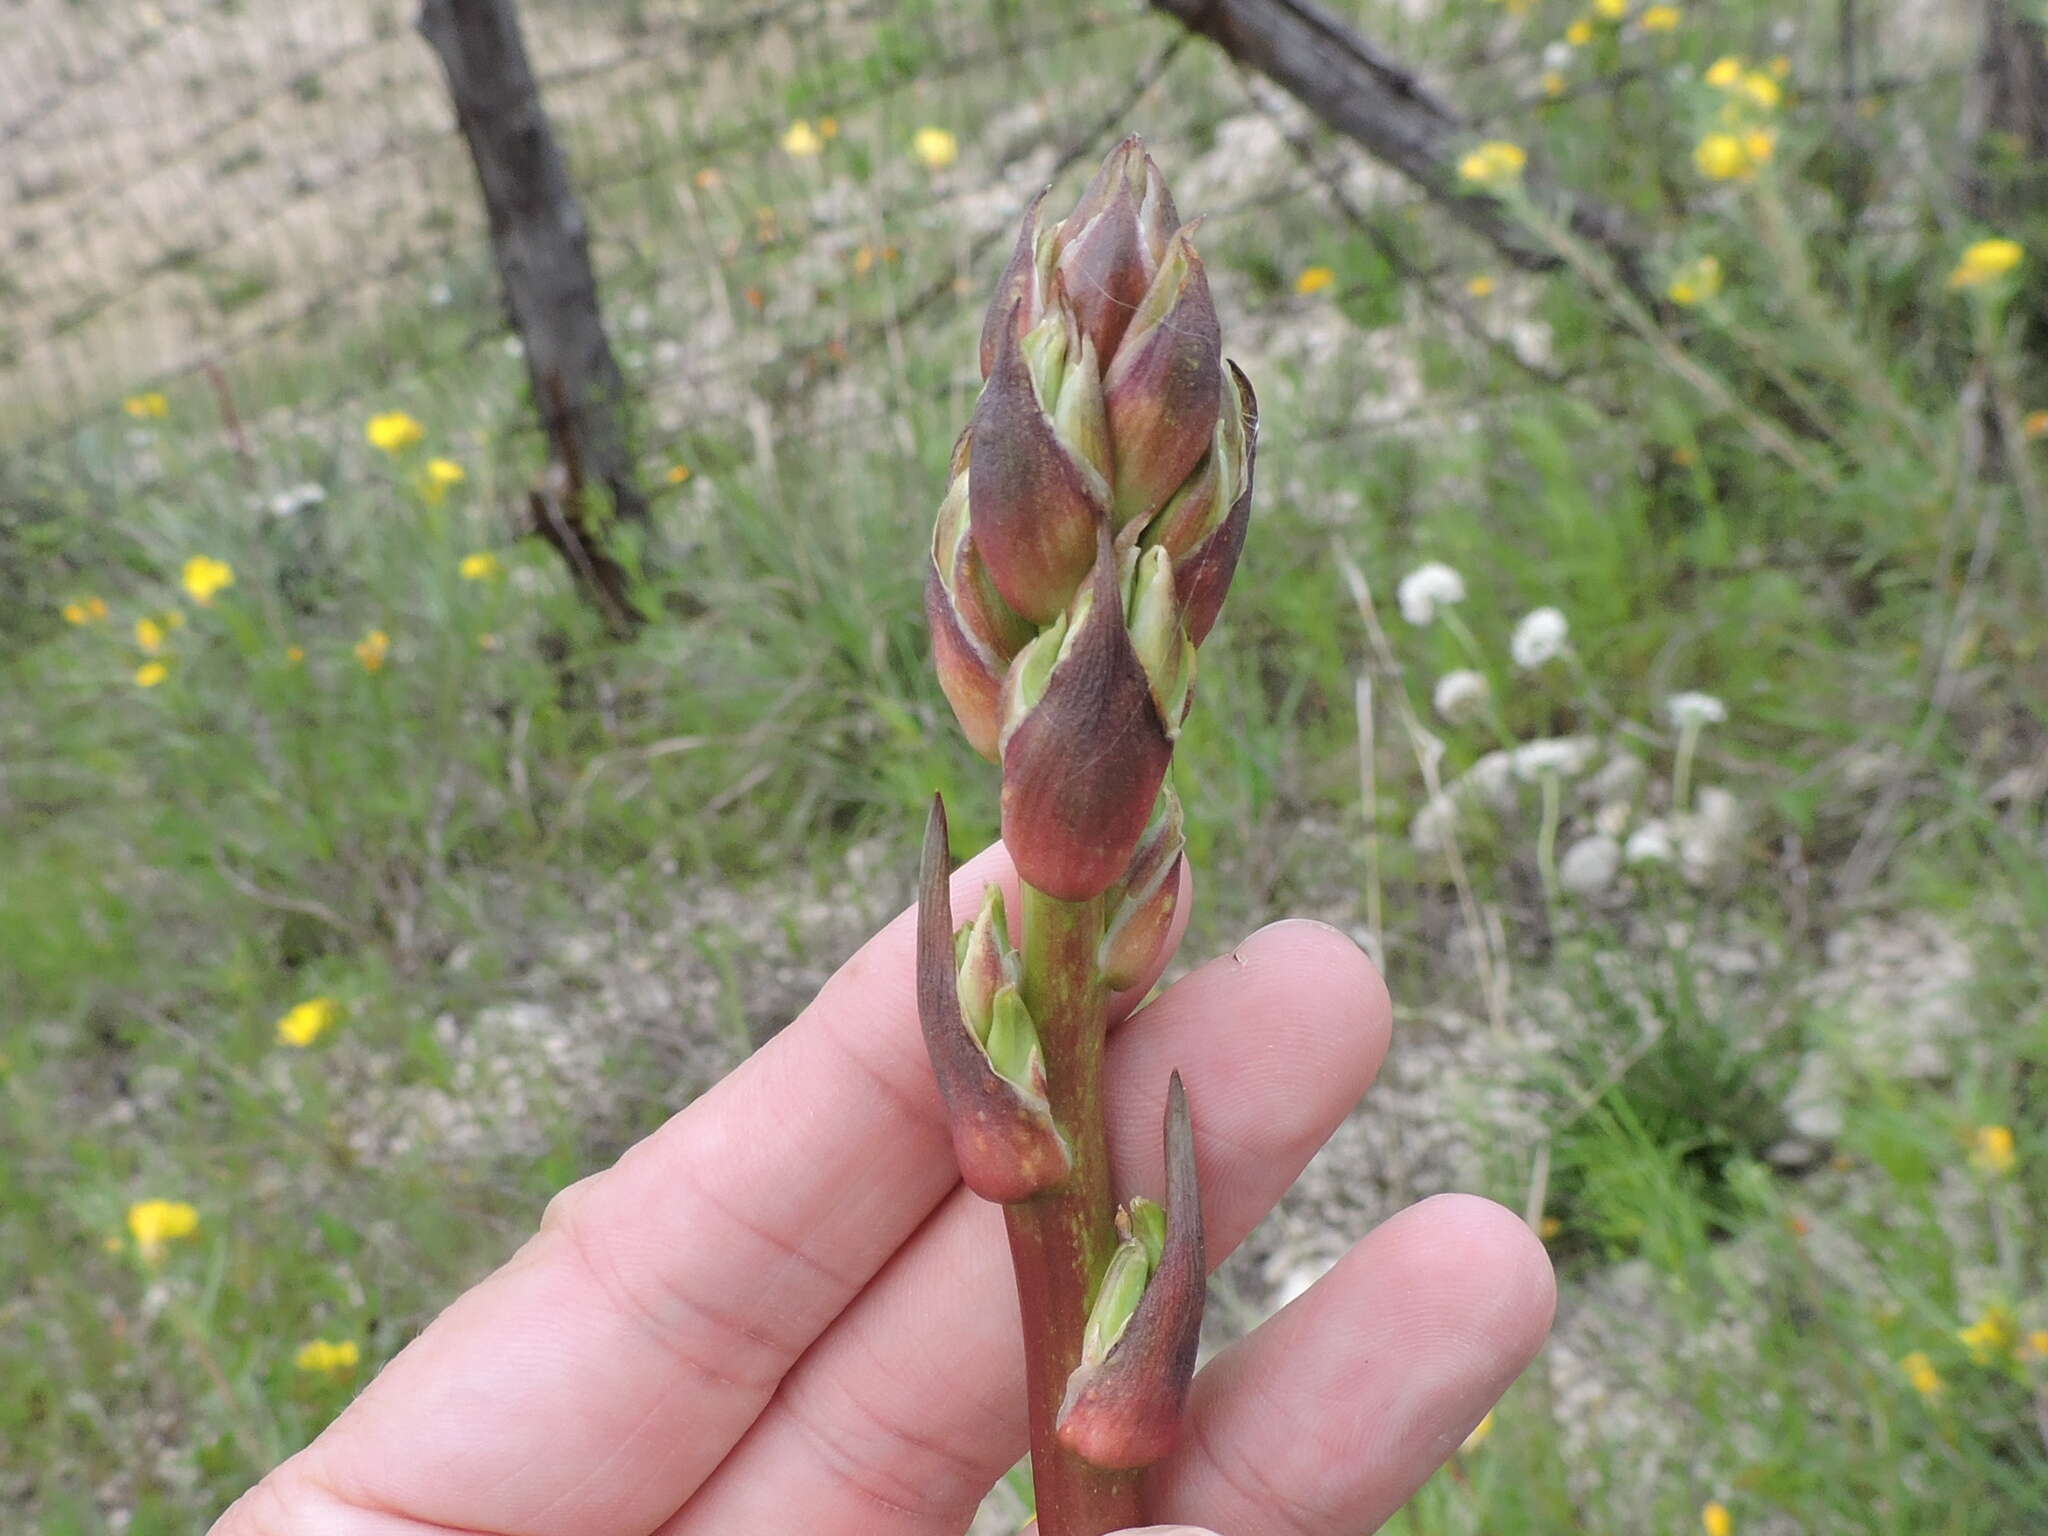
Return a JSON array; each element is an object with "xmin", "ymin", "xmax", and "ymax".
[{"xmin": 5, "ymin": 1, "xmax": 2047, "ymax": 1532}]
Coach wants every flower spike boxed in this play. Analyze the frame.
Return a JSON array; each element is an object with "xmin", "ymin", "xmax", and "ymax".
[
  {"xmin": 1055, "ymin": 1070, "xmax": 1206, "ymax": 1470},
  {"xmin": 918, "ymin": 138, "xmax": 1253, "ymax": 1534},
  {"xmin": 915, "ymin": 796, "xmax": 1070, "ymax": 1203}
]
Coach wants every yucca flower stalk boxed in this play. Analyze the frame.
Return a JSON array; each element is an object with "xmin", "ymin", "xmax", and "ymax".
[{"xmin": 918, "ymin": 137, "xmax": 1256, "ymax": 1536}]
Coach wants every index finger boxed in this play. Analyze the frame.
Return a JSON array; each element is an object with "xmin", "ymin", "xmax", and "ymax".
[{"xmin": 224, "ymin": 840, "xmax": 1189, "ymax": 1536}]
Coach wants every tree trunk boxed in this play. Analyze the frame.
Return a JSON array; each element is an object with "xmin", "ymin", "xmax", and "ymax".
[
  {"xmin": 1958, "ymin": 0, "xmax": 2048, "ymax": 223},
  {"xmin": 419, "ymin": 0, "xmax": 648, "ymax": 633},
  {"xmin": 1146, "ymin": 0, "xmax": 1649, "ymax": 298}
]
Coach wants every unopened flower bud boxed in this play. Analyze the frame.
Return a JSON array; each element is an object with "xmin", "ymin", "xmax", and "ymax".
[
  {"xmin": 1057, "ymin": 1071, "xmax": 1205, "ymax": 1469},
  {"xmin": 1144, "ymin": 363, "xmax": 1257, "ymax": 647},
  {"xmin": 1125, "ymin": 546, "xmax": 1193, "ymax": 731},
  {"xmin": 916, "ymin": 797, "xmax": 1071, "ymax": 1203},
  {"xmin": 980, "ymin": 190, "xmax": 1053, "ymax": 379},
  {"xmin": 983, "ymin": 983, "xmax": 1046, "ymax": 1097},
  {"xmin": 930, "ymin": 469, "xmax": 1024, "ymax": 760},
  {"xmin": 1000, "ymin": 529, "xmax": 1174, "ymax": 901},
  {"xmin": 971, "ymin": 305, "xmax": 1111, "ymax": 624},
  {"xmin": 955, "ymin": 885, "xmax": 1017, "ymax": 1041},
  {"xmin": 1100, "ymin": 786, "xmax": 1184, "ymax": 990},
  {"xmin": 1103, "ymin": 226, "xmax": 1222, "ymax": 532}
]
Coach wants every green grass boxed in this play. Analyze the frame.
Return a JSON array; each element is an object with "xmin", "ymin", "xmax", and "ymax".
[{"xmin": 5, "ymin": 1, "xmax": 2048, "ymax": 1532}]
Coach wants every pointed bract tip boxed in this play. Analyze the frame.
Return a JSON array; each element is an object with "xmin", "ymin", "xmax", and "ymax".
[
  {"xmin": 1055, "ymin": 1068, "xmax": 1206, "ymax": 1470},
  {"xmin": 914, "ymin": 794, "xmax": 1069, "ymax": 1204}
]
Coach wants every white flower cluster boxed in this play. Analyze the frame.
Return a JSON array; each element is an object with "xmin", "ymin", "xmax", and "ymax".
[
  {"xmin": 1432, "ymin": 669, "xmax": 1491, "ymax": 724},
  {"xmin": 1666, "ymin": 691, "xmax": 1728, "ymax": 728},
  {"xmin": 1397, "ymin": 562, "xmax": 1466, "ymax": 626},
  {"xmin": 1510, "ymin": 607, "xmax": 1569, "ymax": 670}
]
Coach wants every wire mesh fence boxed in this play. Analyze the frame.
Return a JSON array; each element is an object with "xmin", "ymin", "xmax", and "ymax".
[{"xmin": 3, "ymin": 0, "xmax": 1972, "ymax": 484}]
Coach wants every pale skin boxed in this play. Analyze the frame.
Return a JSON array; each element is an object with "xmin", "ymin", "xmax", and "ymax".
[{"xmin": 214, "ymin": 841, "xmax": 1555, "ymax": 1536}]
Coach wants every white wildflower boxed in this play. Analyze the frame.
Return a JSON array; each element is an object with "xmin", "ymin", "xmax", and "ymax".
[
  {"xmin": 270, "ymin": 481, "xmax": 327, "ymax": 518},
  {"xmin": 1558, "ymin": 834, "xmax": 1622, "ymax": 896},
  {"xmin": 1512, "ymin": 735, "xmax": 1597, "ymax": 782},
  {"xmin": 1397, "ymin": 562, "xmax": 1466, "ymax": 626},
  {"xmin": 1510, "ymin": 607, "xmax": 1570, "ymax": 670},
  {"xmin": 1410, "ymin": 792, "xmax": 1460, "ymax": 856},
  {"xmin": 1456, "ymin": 749, "xmax": 1519, "ymax": 812},
  {"xmin": 1679, "ymin": 786, "xmax": 1746, "ymax": 887},
  {"xmin": 1432, "ymin": 669, "xmax": 1492, "ymax": 724},
  {"xmin": 1665, "ymin": 691, "xmax": 1728, "ymax": 728},
  {"xmin": 1625, "ymin": 820, "xmax": 1674, "ymax": 864}
]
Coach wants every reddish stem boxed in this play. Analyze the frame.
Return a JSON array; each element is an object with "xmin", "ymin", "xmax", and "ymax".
[{"xmin": 1006, "ymin": 884, "xmax": 1144, "ymax": 1535}]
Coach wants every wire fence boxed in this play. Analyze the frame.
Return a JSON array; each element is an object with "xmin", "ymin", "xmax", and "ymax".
[{"xmin": 2, "ymin": 0, "xmax": 1968, "ymax": 476}]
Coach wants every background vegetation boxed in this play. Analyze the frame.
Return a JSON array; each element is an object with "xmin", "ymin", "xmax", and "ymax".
[{"xmin": 4, "ymin": 1, "xmax": 2045, "ymax": 1532}]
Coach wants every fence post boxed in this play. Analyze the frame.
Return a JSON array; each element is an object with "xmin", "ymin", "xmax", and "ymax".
[{"xmin": 418, "ymin": 0, "xmax": 648, "ymax": 633}]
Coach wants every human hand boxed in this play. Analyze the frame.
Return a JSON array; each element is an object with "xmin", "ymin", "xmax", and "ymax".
[{"xmin": 213, "ymin": 840, "xmax": 1553, "ymax": 1536}]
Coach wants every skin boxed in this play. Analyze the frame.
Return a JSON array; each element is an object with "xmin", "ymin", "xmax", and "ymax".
[{"xmin": 212, "ymin": 841, "xmax": 1555, "ymax": 1536}]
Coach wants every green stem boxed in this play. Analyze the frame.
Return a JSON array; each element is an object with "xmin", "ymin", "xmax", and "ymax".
[
  {"xmin": 1536, "ymin": 770, "xmax": 1563, "ymax": 916},
  {"xmin": 1005, "ymin": 883, "xmax": 1144, "ymax": 1536},
  {"xmin": 1672, "ymin": 718, "xmax": 1701, "ymax": 816}
]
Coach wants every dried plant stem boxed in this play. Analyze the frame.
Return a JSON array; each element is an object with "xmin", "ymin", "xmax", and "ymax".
[{"xmin": 1007, "ymin": 884, "xmax": 1144, "ymax": 1536}]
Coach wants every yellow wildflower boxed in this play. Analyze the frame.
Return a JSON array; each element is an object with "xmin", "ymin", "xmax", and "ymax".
[
  {"xmin": 1593, "ymin": 0, "xmax": 1627, "ymax": 17},
  {"xmin": 1466, "ymin": 274, "xmax": 1497, "ymax": 297},
  {"xmin": 1969, "ymin": 1123, "xmax": 2016, "ymax": 1176},
  {"xmin": 1460, "ymin": 1410, "xmax": 1495, "ymax": 1451},
  {"xmin": 135, "ymin": 617, "xmax": 166, "ymax": 654},
  {"xmin": 1565, "ymin": 19, "xmax": 1593, "ymax": 45},
  {"xmin": 1702, "ymin": 1501, "xmax": 1733, "ymax": 1536},
  {"xmin": 426, "ymin": 458, "xmax": 466, "ymax": 488},
  {"xmin": 1694, "ymin": 132, "xmax": 1756, "ymax": 181},
  {"xmin": 1538, "ymin": 1215, "xmax": 1563, "ymax": 1240},
  {"xmin": 1768, "ymin": 54, "xmax": 1792, "ymax": 79},
  {"xmin": 2024, "ymin": 1330, "xmax": 2048, "ymax": 1359},
  {"xmin": 294, "ymin": 1338, "xmax": 361, "ymax": 1375},
  {"xmin": 63, "ymin": 596, "xmax": 107, "ymax": 625},
  {"xmin": 2023, "ymin": 409, "xmax": 2048, "ymax": 439},
  {"xmin": 1743, "ymin": 129, "xmax": 1776, "ymax": 165},
  {"xmin": 1640, "ymin": 4, "xmax": 1680, "ymax": 30},
  {"xmin": 817, "ymin": 116, "xmax": 839, "ymax": 140},
  {"xmin": 366, "ymin": 411, "xmax": 425, "ymax": 453},
  {"xmin": 781, "ymin": 119, "xmax": 824, "ymax": 157},
  {"xmin": 286, "ymin": 645, "xmax": 305, "ymax": 664},
  {"xmin": 1668, "ymin": 254, "xmax": 1724, "ymax": 306},
  {"xmin": 1542, "ymin": 70, "xmax": 1567, "ymax": 97},
  {"xmin": 1958, "ymin": 1304, "xmax": 2018, "ymax": 1365},
  {"xmin": 1295, "ymin": 265, "xmax": 1336, "ymax": 296},
  {"xmin": 1458, "ymin": 140, "xmax": 1527, "ymax": 188},
  {"xmin": 665, "ymin": 463, "xmax": 693, "ymax": 484},
  {"xmin": 134, "ymin": 660, "xmax": 169, "ymax": 688},
  {"xmin": 458, "ymin": 551, "xmax": 500, "ymax": 581},
  {"xmin": 276, "ymin": 996, "xmax": 339, "ymax": 1048},
  {"xmin": 355, "ymin": 629, "xmax": 391, "ymax": 673},
  {"xmin": 911, "ymin": 126, "xmax": 959, "ymax": 170},
  {"xmin": 1900, "ymin": 1350, "xmax": 1943, "ymax": 1398},
  {"xmin": 1949, "ymin": 238, "xmax": 2024, "ymax": 290},
  {"xmin": 1740, "ymin": 72, "xmax": 1781, "ymax": 109},
  {"xmin": 181, "ymin": 555, "xmax": 235, "ymax": 606},
  {"xmin": 123, "ymin": 391, "xmax": 169, "ymax": 420},
  {"xmin": 692, "ymin": 166, "xmax": 721, "ymax": 190},
  {"xmin": 1704, "ymin": 55, "xmax": 1743, "ymax": 88},
  {"xmin": 127, "ymin": 1198, "xmax": 199, "ymax": 1258}
]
